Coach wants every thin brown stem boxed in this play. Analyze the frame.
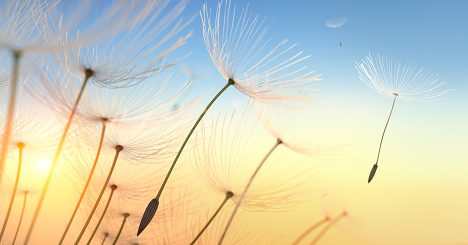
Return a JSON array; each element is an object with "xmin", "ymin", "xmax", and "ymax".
[
  {"xmin": 59, "ymin": 123, "xmax": 106, "ymax": 245},
  {"xmin": 12, "ymin": 191, "xmax": 28, "ymax": 245},
  {"xmin": 87, "ymin": 185, "xmax": 117, "ymax": 244},
  {"xmin": 100, "ymin": 232, "xmax": 109, "ymax": 245},
  {"xmin": 0, "ymin": 50, "xmax": 22, "ymax": 185},
  {"xmin": 24, "ymin": 69, "xmax": 93, "ymax": 244},
  {"xmin": 309, "ymin": 212, "xmax": 347, "ymax": 245},
  {"xmin": 292, "ymin": 217, "xmax": 330, "ymax": 245},
  {"xmin": 75, "ymin": 145, "xmax": 123, "ymax": 245},
  {"xmin": 138, "ymin": 79, "xmax": 234, "ymax": 235},
  {"xmin": 191, "ymin": 191, "xmax": 233, "ymax": 245},
  {"xmin": 0, "ymin": 143, "xmax": 24, "ymax": 242},
  {"xmin": 113, "ymin": 213, "xmax": 129, "ymax": 245},
  {"xmin": 218, "ymin": 139, "xmax": 282, "ymax": 244}
]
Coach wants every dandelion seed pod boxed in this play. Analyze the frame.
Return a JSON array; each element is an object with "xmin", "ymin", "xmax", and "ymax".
[{"xmin": 201, "ymin": 0, "xmax": 320, "ymax": 106}]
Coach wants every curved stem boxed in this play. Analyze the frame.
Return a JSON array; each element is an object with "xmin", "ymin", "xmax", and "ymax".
[
  {"xmin": 375, "ymin": 95, "xmax": 397, "ymax": 165},
  {"xmin": 0, "ymin": 145, "xmax": 23, "ymax": 241},
  {"xmin": 309, "ymin": 212, "xmax": 347, "ymax": 245},
  {"xmin": 75, "ymin": 147, "xmax": 122, "ymax": 245},
  {"xmin": 59, "ymin": 123, "xmax": 106, "ymax": 245},
  {"xmin": 12, "ymin": 191, "xmax": 28, "ymax": 245},
  {"xmin": 138, "ymin": 80, "xmax": 233, "ymax": 235},
  {"xmin": 156, "ymin": 80, "xmax": 233, "ymax": 200},
  {"xmin": 0, "ymin": 50, "xmax": 21, "ymax": 185},
  {"xmin": 191, "ymin": 193, "xmax": 232, "ymax": 245},
  {"xmin": 87, "ymin": 185, "xmax": 117, "ymax": 244},
  {"xmin": 25, "ymin": 73, "xmax": 91, "ymax": 244},
  {"xmin": 218, "ymin": 139, "xmax": 282, "ymax": 244},
  {"xmin": 113, "ymin": 214, "xmax": 129, "ymax": 245},
  {"xmin": 292, "ymin": 217, "xmax": 329, "ymax": 245}
]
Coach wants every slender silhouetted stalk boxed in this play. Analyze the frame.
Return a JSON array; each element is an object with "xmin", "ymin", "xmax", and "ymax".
[
  {"xmin": 309, "ymin": 212, "xmax": 347, "ymax": 245},
  {"xmin": 113, "ymin": 213, "xmax": 130, "ymax": 245},
  {"xmin": 25, "ymin": 69, "xmax": 94, "ymax": 244},
  {"xmin": 191, "ymin": 191, "xmax": 234, "ymax": 245},
  {"xmin": 12, "ymin": 191, "xmax": 28, "ymax": 245},
  {"xmin": 218, "ymin": 139, "xmax": 282, "ymax": 244},
  {"xmin": 87, "ymin": 184, "xmax": 117, "ymax": 244},
  {"xmin": 0, "ymin": 50, "xmax": 22, "ymax": 185},
  {"xmin": 0, "ymin": 142, "xmax": 24, "ymax": 242},
  {"xmin": 101, "ymin": 232, "xmax": 109, "ymax": 245},
  {"xmin": 292, "ymin": 216, "xmax": 330, "ymax": 245},
  {"xmin": 75, "ymin": 145, "xmax": 123, "ymax": 245},
  {"xmin": 59, "ymin": 122, "xmax": 107, "ymax": 245},
  {"xmin": 368, "ymin": 94, "xmax": 398, "ymax": 183},
  {"xmin": 138, "ymin": 79, "xmax": 234, "ymax": 235}
]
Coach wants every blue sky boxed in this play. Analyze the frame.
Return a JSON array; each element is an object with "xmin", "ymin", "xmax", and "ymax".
[{"xmin": 181, "ymin": 0, "xmax": 468, "ymax": 102}]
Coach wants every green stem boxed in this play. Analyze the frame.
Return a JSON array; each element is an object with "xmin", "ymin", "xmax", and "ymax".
[
  {"xmin": 191, "ymin": 192, "xmax": 233, "ymax": 245},
  {"xmin": 156, "ymin": 79, "xmax": 233, "ymax": 200},
  {"xmin": 59, "ymin": 123, "xmax": 106, "ymax": 245},
  {"xmin": 0, "ymin": 144, "xmax": 24, "ymax": 242},
  {"xmin": 75, "ymin": 145, "xmax": 123, "ymax": 245},
  {"xmin": 218, "ymin": 139, "xmax": 282, "ymax": 244},
  {"xmin": 375, "ymin": 95, "xmax": 397, "ymax": 164},
  {"xmin": 87, "ymin": 185, "xmax": 117, "ymax": 244},
  {"xmin": 0, "ymin": 50, "xmax": 21, "ymax": 185},
  {"xmin": 137, "ymin": 79, "xmax": 233, "ymax": 235},
  {"xmin": 113, "ymin": 214, "xmax": 129, "ymax": 245},
  {"xmin": 292, "ymin": 217, "xmax": 330, "ymax": 245},
  {"xmin": 12, "ymin": 191, "xmax": 28, "ymax": 245},
  {"xmin": 24, "ymin": 70, "xmax": 93, "ymax": 244}
]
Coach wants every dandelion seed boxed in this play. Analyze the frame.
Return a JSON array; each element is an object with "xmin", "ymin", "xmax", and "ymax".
[
  {"xmin": 0, "ymin": 109, "xmax": 59, "ymax": 242},
  {"xmin": 85, "ymin": 162, "xmax": 157, "ymax": 244},
  {"xmin": 75, "ymin": 121, "xmax": 184, "ymax": 244},
  {"xmin": 190, "ymin": 191, "xmax": 234, "ymax": 245},
  {"xmin": 100, "ymin": 232, "xmax": 110, "ymax": 245},
  {"xmin": 325, "ymin": 17, "xmax": 347, "ymax": 47},
  {"xmin": 355, "ymin": 54, "xmax": 452, "ymax": 183},
  {"xmin": 24, "ymin": 1, "xmax": 192, "ymax": 241},
  {"xmin": 139, "ymin": 0, "xmax": 320, "ymax": 234},
  {"xmin": 218, "ymin": 105, "xmax": 324, "ymax": 244},
  {"xmin": 74, "ymin": 144, "xmax": 123, "ymax": 244},
  {"xmin": 57, "ymin": 75, "xmax": 190, "ymax": 245}
]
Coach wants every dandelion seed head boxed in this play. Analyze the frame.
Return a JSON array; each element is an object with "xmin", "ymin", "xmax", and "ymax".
[
  {"xmin": 201, "ymin": 0, "xmax": 320, "ymax": 106},
  {"xmin": 193, "ymin": 106, "xmax": 319, "ymax": 211},
  {"xmin": 325, "ymin": 17, "xmax": 348, "ymax": 28},
  {"xmin": 356, "ymin": 53, "xmax": 452, "ymax": 102}
]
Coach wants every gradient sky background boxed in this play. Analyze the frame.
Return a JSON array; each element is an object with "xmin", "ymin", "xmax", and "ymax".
[
  {"xmin": 177, "ymin": 0, "xmax": 468, "ymax": 244},
  {"xmin": 2, "ymin": 0, "xmax": 468, "ymax": 244}
]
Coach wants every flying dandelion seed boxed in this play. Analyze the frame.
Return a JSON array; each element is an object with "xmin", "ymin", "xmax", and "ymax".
[
  {"xmin": 100, "ymin": 231, "xmax": 110, "ymax": 245},
  {"xmin": 83, "ymin": 162, "xmax": 156, "ymax": 244},
  {"xmin": 218, "ymin": 104, "xmax": 325, "ymax": 244},
  {"xmin": 190, "ymin": 107, "xmax": 319, "ymax": 244},
  {"xmin": 139, "ymin": 0, "xmax": 320, "ymax": 234},
  {"xmin": 53, "ymin": 74, "xmax": 191, "ymax": 245},
  {"xmin": 325, "ymin": 17, "xmax": 347, "ymax": 47},
  {"xmin": 0, "ymin": 108, "xmax": 59, "ymax": 243},
  {"xmin": 74, "ymin": 121, "xmax": 185, "ymax": 244},
  {"xmin": 355, "ymin": 54, "xmax": 452, "ymax": 183},
  {"xmin": 24, "ymin": 0, "xmax": 193, "ymax": 242}
]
